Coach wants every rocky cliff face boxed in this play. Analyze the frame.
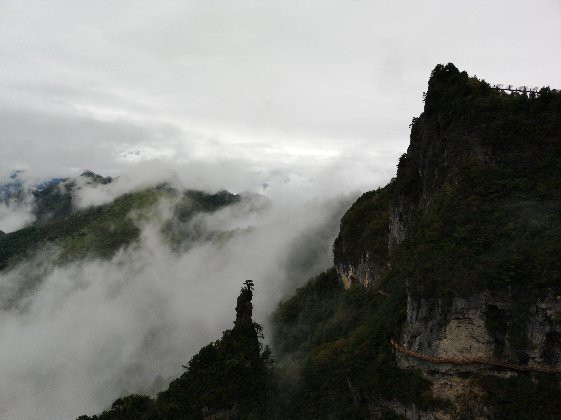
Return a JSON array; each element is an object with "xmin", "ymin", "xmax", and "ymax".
[
  {"xmin": 337, "ymin": 252, "xmax": 385, "ymax": 288},
  {"xmin": 400, "ymin": 290, "xmax": 561, "ymax": 372},
  {"xmin": 333, "ymin": 63, "xmax": 561, "ymax": 417}
]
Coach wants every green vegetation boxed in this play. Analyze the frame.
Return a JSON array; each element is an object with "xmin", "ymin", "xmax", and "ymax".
[
  {"xmin": 32, "ymin": 181, "xmax": 74, "ymax": 224},
  {"xmin": 0, "ymin": 184, "xmax": 240, "ymax": 309},
  {"xmin": 0, "ymin": 188, "xmax": 158, "ymax": 271},
  {"xmin": 402, "ymin": 64, "xmax": 561, "ymax": 299},
  {"xmin": 400, "ymin": 163, "xmax": 561, "ymax": 299},
  {"xmin": 161, "ymin": 189, "xmax": 241, "ymax": 250},
  {"xmin": 423, "ymin": 63, "xmax": 561, "ymax": 149},
  {"xmin": 333, "ymin": 187, "xmax": 391, "ymax": 268},
  {"xmin": 477, "ymin": 373, "xmax": 561, "ymax": 419},
  {"xmin": 270, "ymin": 268, "xmax": 437, "ymax": 418},
  {"xmin": 0, "ymin": 185, "xmax": 240, "ymax": 270},
  {"xmin": 32, "ymin": 171, "xmax": 112, "ymax": 224},
  {"xmin": 335, "ymin": 63, "xmax": 561, "ymax": 301},
  {"xmin": 80, "ymin": 281, "xmax": 273, "ymax": 420}
]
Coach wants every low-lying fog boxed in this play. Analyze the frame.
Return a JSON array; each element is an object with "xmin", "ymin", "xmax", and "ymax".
[{"xmin": 0, "ymin": 159, "xmax": 394, "ymax": 419}]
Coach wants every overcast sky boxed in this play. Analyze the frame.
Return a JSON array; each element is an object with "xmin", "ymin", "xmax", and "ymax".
[{"xmin": 1, "ymin": 0, "xmax": 560, "ymax": 191}]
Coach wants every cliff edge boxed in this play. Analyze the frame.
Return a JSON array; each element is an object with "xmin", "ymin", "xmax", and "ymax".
[{"xmin": 330, "ymin": 63, "xmax": 561, "ymax": 417}]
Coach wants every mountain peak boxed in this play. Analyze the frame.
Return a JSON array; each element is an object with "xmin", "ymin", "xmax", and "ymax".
[{"xmin": 79, "ymin": 170, "xmax": 112, "ymax": 185}]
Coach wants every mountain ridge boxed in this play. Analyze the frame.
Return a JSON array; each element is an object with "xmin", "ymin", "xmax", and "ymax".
[{"xmin": 0, "ymin": 180, "xmax": 243, "ymax": 310}]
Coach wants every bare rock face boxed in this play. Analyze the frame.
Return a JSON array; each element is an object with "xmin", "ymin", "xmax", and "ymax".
[
  {"xmin": 336, "ymin": 252, "xmax": 385, "ymax": 288},
  {"xmin": 335, "ymin": 197, "xmax": 411, "ymax": 288},
  {"xmin": 399, "ymin": 290, "xmax": 561, "ymax": 373},
  {"xmin": 395, "ymin": 290, "xmax": 561, "ymax": 417},
  {"xmin": 399, "ymin": 293, "xmax": 494, "ymax": 372},
  {"xmin": 524, "ymin": 294, "xmax": 561, "ymax": 366},
  {"xmin": 388, "ymin": 204, "xmax": 407, "ymax": 254}
]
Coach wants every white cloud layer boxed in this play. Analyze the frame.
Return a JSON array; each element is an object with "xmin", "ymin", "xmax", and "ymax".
[
  {"xmin": 0, "ymin": 201, "xmax": 34, "ymax": 232},
  {"xmin": 1, "ymin": 0, "xmax": 559, "ymax": 181},
  {"xmin": 0, "ymin": 170, "xmax": 355, "ymax": 419}
]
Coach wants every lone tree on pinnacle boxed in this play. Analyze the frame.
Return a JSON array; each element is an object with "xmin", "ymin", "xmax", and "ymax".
[
  {"xmin": 235, "ymin": 280, "xmax": 255, "ymax": 326},
  {"xmin": 80, "ymin": 280, "xmax": 274, "ymax": 419}
]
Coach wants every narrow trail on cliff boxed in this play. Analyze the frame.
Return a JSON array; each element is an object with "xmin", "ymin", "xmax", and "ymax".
[{"xmin": 391, "ymin": 339, "xmax": 561, "ymax": 374}]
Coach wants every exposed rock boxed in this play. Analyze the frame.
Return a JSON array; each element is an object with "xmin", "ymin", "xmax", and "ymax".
[
  {"xmin": 337, "ymin": 252, "xmax": 385, "ymax": 288},
  {"xmin": 429, "ymin": 374, "xmax": 489, "ymax": 419},
  {"xmin": 388, "ymin": 204, "xmax": 406, "ymax": 254},
  {"xmin": 399, "ymin": 290, "xmax": 561, "ymax": 373}
]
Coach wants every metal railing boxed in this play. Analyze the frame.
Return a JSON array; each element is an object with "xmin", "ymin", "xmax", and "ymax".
[{"xmin": 490, "ymin": 84, "xmax": 541, "ymax": 95}]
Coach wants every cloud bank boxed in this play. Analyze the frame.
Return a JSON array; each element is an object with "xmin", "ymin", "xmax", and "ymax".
[
  {"xmin": 2, "ymin": 0, "xmax": 560, "ymax": 182},
  {"xmin": 0, "ymin": 168, "xmax": 356, "ymax": 419}
]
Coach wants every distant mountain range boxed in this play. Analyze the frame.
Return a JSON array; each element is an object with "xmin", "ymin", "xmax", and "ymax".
[
  {"xmin": 0, "ymin": 170, "xmax": 65, "ymax": 202},
  {"xmin": 0, "ymin": 171, "xmax": 246, "ymax": 309}
]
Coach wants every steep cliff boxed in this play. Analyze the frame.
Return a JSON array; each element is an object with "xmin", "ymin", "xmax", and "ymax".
[{"xmin": 329, "ymin": 63, "xmax": 561, "ymax": 417}]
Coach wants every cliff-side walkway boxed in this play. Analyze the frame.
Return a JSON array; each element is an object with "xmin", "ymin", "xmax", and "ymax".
[{"xmin": 391, "ymin": 338, "xmax": 561, "ymax": 374}]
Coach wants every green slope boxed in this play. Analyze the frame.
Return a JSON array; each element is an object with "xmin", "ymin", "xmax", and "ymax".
[{"xmin": 0, "ymin": 183, "xmax": 241, "ymax": 308}]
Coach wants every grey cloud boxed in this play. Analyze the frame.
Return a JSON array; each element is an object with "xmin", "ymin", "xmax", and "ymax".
[
  {"xmin": 3, "ymin": 0, "xmax": 559, "ymax": 180},
  {"xmin": 0, "ymin": 200, "xmax": 34, "ymax": 232},
  {"xmin": 0, "ymin": 179, "xmax": 352, "ymax": 419},
  {"xmin": 0, "ymin": 108, "xmax": 186, "ymax": 179}
]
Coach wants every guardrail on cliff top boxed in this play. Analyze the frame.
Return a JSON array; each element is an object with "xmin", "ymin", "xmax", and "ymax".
[
  {"xmin": 390, "ymin": 338, "xmax": 561, "ymax": 373},
  {"xmin": 491, "ymin": 84, "xmax": 541, "ymax": 95}
]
